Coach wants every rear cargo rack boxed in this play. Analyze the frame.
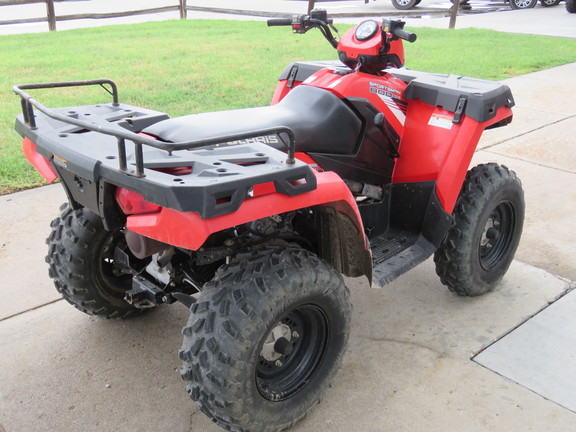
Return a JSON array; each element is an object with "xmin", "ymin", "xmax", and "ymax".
[
  {"xmin": 14, "ymin": 80, "xmax": 298, "ymax": 177},
  {"xmin": 14, "ymin": 80, "xmax": 316, "ymax": 219}
]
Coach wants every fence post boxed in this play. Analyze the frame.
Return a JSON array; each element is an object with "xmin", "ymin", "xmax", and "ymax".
[
  {"xmin": 307, "ymin": 0, "xmax": 315, "ymax": 13},
  {"xmin": 179, "ymin": 0, "xmax": 187, "ymax": 19},
  {"xmin": 448, "ymin": 0, "xmax": 460, "ymax": 29},
  {"xmin": 46, "ymin": 0, "xmax": 56, "ymax": 31}
]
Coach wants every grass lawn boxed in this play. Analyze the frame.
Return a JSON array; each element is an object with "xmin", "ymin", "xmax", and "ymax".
[{"xmin": 1, "ymin": 19, "xmax": 575, "ymax": 194}]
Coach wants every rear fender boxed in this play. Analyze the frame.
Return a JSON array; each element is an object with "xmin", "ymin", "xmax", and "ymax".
[
  {"xmin": 22, "ymin": 138, "xmax": 58, "ymax": 182},
  {"xmin": 126, "ymin": 170, "xmax": 366, "ymax": 250}
]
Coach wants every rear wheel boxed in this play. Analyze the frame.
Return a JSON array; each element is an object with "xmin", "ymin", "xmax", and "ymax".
[
  {"xmin": 434, "ymin": 164, "xmax": 524, "ymax": 296},
  {"xmin": 179, "ymin": 246, "xmax": 352, "ymax": 432},
  {"xmin": 46, "ymin": 203, "xmax": 146, "ymax": 318},
  {"xmin": 567, "ymin": 0, "xmax": 576, "ymax": 12},
  {"xmin": 540, "ymin": 0, "xmax": 561, "ymax": 6},
  {"xmin": 510, "ymin": 0, "xmax": 537, "ymax": 9},
  {"xmin": 391, "ymin": 0, "xmax": 419, "ymax": 10}
]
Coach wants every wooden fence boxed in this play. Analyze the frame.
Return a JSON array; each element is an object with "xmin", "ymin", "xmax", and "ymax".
[
  {"xmin": 0, "ymin": 0, "xmax": 190, "ymax": 31},
  {"xmin": 0, "ymin": 1, "xmax": 326, "ymax": 32}
]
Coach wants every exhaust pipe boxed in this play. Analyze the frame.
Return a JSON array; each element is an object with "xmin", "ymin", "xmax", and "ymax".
[{"xmin": 124, "ymin": 230, "xmax": 169, "ymax": 259}]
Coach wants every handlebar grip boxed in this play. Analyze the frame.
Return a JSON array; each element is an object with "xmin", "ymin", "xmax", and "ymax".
[
  {"xmin": 394, "ymin": 28, "xmax": 417, "ymax": 43},
  {"xmin": 267, "ymin": 18, "xmax": 293, "ymax": 27}
]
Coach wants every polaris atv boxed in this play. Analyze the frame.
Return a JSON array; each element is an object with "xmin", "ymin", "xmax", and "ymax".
[{"xmin": 14, "ymin": 11, "xmax": 524, "ymax": 432}]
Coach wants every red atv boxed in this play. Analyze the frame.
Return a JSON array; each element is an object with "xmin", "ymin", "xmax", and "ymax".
[{"xmin": 14, "ymin": 11, "xmax": 523, "ymax": 432}]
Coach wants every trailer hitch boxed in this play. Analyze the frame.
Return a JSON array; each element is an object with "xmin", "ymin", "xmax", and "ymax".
[
  {"xmin": 125, "ymin": 275, "xmax": 165, "ymax": 309},
  {"xmin": 124, "ymin": 275, "xmax": 197, "ymax": 309}
]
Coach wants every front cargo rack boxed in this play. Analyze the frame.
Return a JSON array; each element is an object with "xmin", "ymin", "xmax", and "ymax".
[{"xmin": 14, "ymin": 80, "xmax": 317, "ymax": 218}]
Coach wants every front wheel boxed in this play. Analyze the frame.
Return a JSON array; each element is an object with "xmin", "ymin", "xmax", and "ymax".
[
  {"xmin": 434, "ymin": 164, "xmax": 525, "ymax": 296},
  {"xmin": 391, "ymin": 0, "xmax": 418, "ymax": 10},
  {"xmin": 567, "ymin": 0, "xmax": 576, "ymax": 12},
  {"xmin": 179, "ymin": 246, "xmax": 352, "ymax": 432},
  {"xmin": 510, "ymin": 0, "xmax": 537, "ymax": 9}
]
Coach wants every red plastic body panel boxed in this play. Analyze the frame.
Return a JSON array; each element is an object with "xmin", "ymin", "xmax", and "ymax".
[
  {"xmin": 271, "ymin": 79, "xmax": 293, "ymax": 105},
  {"xmin": 126, "ymin": 170, "xmax": 365, "ymax": 251},
  {"xmin": 393, "ymin": 104, "xmax": 513, "ymax": 213},
  {"xmin": 272, "ymin": 67, "xmax": 513, "ymax": 216},
  {"xmin": 22, "ymin": 138, "xmax": 58, "ymax": 182},
  {"xmin": 295, "ymin": 152, "xmax": 322, "ymax": 170},
  {"xmin": 306, "ymin": 69, "xmax": 409, "ymax": 134}
]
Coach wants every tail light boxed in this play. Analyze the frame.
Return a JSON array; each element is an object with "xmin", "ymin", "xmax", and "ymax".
[{"xmin": 116, "ymin": 187, "xmax": 161, "ymax": 215}]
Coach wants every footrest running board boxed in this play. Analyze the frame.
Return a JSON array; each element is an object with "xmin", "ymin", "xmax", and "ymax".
[{"xmin": 371, "ymin": 234, "xmax": 436, "ymax": 288}]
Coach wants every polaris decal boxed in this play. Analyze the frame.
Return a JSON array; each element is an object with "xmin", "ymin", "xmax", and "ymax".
[
  {"xmin": 369, "ymin": 82, "xmax": 401, "ymax": 97},
  {"xmin": 370, "ymin": 84, "xmax": 407, "ymax": 125},
  {"xmin": 225, "ymin": 135, "xmax": 280, "ymax": 146}
]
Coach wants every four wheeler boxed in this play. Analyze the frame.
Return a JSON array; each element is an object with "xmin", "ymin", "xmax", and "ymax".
[{"xmin": 14, "ymin": 11, "xmax": 524, "ymax": 432}]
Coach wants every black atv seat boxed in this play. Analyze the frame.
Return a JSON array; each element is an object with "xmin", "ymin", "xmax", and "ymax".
[{"xmin": 142, "ymin": 85, "xmax": 363, "ymax": 155}]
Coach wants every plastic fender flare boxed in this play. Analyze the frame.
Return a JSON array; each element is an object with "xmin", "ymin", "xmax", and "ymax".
[
  {"xmin": 125, "ymin": 170, "xmax": 367, "ymax": 251},
  {"xmin": 22, "ymin": 138, "xmax": 58, "ymax": 182},
  {"xmin": 436, "ymin": 106, "xmax": 513, "ymax": 214}
]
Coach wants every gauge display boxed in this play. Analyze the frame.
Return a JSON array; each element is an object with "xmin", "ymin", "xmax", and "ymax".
[{"xmin": 354, "ymin": 20, "xmax": 379, "ymax": 41}]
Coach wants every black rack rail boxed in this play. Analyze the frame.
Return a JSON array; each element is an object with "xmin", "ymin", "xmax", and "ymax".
[
  {"xmin": 14, "ymin": 80, "xmax": 297, "ymax": 177},
  {"xmin": 14, "ymin": 80, "xmax": 316, "ymax": 219}
]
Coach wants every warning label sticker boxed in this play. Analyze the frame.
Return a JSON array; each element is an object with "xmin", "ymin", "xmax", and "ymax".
[{"xmin": 428, "ymin": 113, "xmax": 454, "ymax": 130}]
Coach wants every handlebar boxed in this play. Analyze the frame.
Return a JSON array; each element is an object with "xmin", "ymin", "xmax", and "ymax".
[
  {"xmin": 266, "ymin": 15, "xmax": 332, "ymax": 28},
  {"xmin": 267, "ymin": 10, "xmax": 338, "ymax": 48},
  {"xmin": 383, "ymin": 19, "xmax": 417, "ymax": 43},
  {"xmin": 267, "ymin": 18, "xmax": 293, "ymax": 27},
  {"xmin": 267, "ymin": 13, "xmax": 417, "ymax": 51},
  {"xmin": 393, "ymin": 28, "xmax": 417, "ymax": 43}
]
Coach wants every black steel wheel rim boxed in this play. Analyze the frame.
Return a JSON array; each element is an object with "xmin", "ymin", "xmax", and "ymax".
[
  {"xmin": 479, "ymin": 201, "xmax": 516, "ymax": 271},
  {"xmin": 256, "ymin": 304, "xmax": 329, "ymax": 401}
]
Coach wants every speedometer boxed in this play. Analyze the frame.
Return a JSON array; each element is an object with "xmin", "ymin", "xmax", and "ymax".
[{"xmin": 354, "ymin": 20, "xmax": 379, "ymax": 41}]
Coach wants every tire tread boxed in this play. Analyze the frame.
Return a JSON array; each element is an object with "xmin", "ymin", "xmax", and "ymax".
[
  {"xmin": 180, "ymin": 246, "xmax": 351, "ymax": 432},
  {"xmin": 434, "ymin": 163, "xmax": 524, "ymax": 296}
]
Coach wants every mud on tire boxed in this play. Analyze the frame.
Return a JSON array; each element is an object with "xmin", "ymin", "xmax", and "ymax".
[
  {"xmin": 434, "ymin": 163, "xmax": 524, "ymax": 296},
  {"xmin": 46, "ymin": 203, "xmax": 145, "ymax": 318},
  {"xmin": 179, "ymin": 246, "xmax": 352, "ymax": 432}
]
